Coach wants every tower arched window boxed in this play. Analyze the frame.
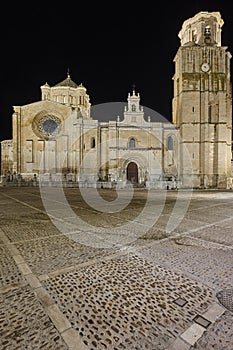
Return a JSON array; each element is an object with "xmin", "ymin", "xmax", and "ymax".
[
  {"xmin": 167, "ymin": 136, "xmax": 174, "ymax": 150},
  {"xmin": 204, "ymin": 26, "xmax": 211, "ymax": 39},
  {"xmin": 132, "ymin": 104, "xmax": 136, "ymax": 112},
  {"xmin": 129, "ymin": 137, "xmax": 136, "ymax": 148},
  {"xmin": 91, "ymin": 137, "xmax": 96, "ymax": 148},
  {"xmin": 192, "ymin": 29, "xmax": 197, "ymax": 43}
]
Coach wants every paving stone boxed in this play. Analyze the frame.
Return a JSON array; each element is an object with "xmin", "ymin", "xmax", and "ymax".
[
  {"xmin": 17, "ymin": 262, "xmax": 33, "ymax": 276},
  {"xmin": 24, "ymin": 273, "xmax": 42, "ymax": 289},
  {"xmin": 0, "ymin": 245, "xmax": 25, "ymax": 287},
  {"xmin": 190, "ymin": 225, "xmax": 233, "ymax": 246},
  {"xmin": 1, "ymin": 222, "xmax": 62, "ymax": 242},
  {"xmin": 136, "ymin": 238, "xmax": 233, "ymax": 290},
  {"xmin": 12, "ymin": 254, "xmax": 25, "ymax": 264},
  {"xmin": 42, "ymin": 254, "xmax": 214, "ymax": 350},
  {"xmin": 202, "ymin": 302, "xmax": 225, "ymax": 322},
  {"xmin": 181, "ymin": 323, "xmax": 205, "ymax": 345},
  {"xmin": 190, "ymin": 311, "xmax": 233, "ymax": 350},
  {"xmin": 0, "ymin": 285, "xmax": 68, "ymax": 349},
  {"xmin": 34, "ymin": 286, "xmax": 54, "ymax": 307},
  {"xmin": 166, "ymin": 337, "xmax": 190, "ymax": 350},
  {"xmin": 15, "ymin": 235, "xmax": 114, "ymax": 275},
  {"xmin": 61, "ymin": 328, "xmax": 89, "ymax": 350},
  {"xmin": 46, "ymin": 303, "xmax": 71, "ymax": 333},
  {"xmin": 1, "ymin": 187, "xmax": 233, "ymax": 349}
]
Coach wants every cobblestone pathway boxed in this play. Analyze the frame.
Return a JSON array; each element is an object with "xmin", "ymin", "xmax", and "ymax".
[
  {"xmin": 42, "ymin": 254, "xmax": 215, "ymax": 350},
  {"xmin": 135, "ymin": 237, "xmax": 233, "ymax": 291},
  {"xmin": 0, "ymin": 285, "xmax": 68, "ymax": 349},
  {"xmin": 0, "ymin": 187, "xmax": 232, "ymax": 349}
]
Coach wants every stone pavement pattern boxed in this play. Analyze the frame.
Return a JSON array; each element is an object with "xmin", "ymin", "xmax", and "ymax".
[{"xmin": 0, "ymin": 187, "xmax": 233, "ymax": 349}]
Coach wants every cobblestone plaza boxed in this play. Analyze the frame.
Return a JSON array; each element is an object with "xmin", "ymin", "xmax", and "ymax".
[{"xmin": 0, "ymin": 186, "xmax": 233, "ymax": 349}]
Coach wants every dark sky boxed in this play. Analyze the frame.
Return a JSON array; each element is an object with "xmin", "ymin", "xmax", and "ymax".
[{"xmin": 1, "ymin": 1, "xmax": 233, "ymax": 141}]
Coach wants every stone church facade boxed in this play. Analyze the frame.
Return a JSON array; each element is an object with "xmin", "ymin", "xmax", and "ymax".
[{"xmin": 1, "ymin": 11, "xmax": 232, "ymax": 189}]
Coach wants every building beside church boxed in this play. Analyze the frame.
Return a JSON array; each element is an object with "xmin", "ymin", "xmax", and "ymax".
[{"xmin": 1, "ymin": 11, "xmax": 232, "ymax": 189}]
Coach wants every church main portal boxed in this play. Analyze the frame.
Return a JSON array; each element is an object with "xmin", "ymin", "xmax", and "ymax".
[{"xmin": 127, "ymin": 162, "xmax": 138, "ymax": 183}]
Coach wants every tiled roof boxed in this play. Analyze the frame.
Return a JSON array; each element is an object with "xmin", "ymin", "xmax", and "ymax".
[{"xmin": 54, "ymin": 74, "xmax": 78, "ymax": 88}]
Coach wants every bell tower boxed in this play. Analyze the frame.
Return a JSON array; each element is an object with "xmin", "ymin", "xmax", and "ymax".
[{"xmin": 172, "ymin": 11, "xmax": 232, "ymax": 188}]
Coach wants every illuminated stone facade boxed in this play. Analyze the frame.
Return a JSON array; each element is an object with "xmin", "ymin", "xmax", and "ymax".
[
  {"xmin": 1, "ymin": 11, "xmax": 232, "ymax": 188},
  {"xmin": 173, "ymin": 11, "xmax": 232, "ymax": 188}
]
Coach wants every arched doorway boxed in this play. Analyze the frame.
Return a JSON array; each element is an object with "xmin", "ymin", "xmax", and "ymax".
[{"xmin": 127, "ymin": 162, "xmax": 138, "ymax": 183}]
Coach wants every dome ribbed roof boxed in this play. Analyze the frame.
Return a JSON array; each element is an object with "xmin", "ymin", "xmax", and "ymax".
[{"xmin": 54, "ymin": 73, "xmax": 78, "ymax": 88}]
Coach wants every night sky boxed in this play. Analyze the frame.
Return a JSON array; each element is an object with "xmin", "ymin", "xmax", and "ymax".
[{"xmin": 1, "ymin": 1, "xmax": 233, "ymax": 142}]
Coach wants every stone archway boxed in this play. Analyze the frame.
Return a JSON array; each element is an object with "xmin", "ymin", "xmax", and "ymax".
[{"xmin": 127, "ymin": 162, "xmax": 138, "ymax": 183}]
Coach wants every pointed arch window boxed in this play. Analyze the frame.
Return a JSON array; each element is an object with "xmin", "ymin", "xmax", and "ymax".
[
  {"xmin": 129, "ymin": 137, "xmax": 136, "ymax": 149},
  {"xmin": 167, "ymin": 136, "xmax": 174, "ymax": 150}
]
